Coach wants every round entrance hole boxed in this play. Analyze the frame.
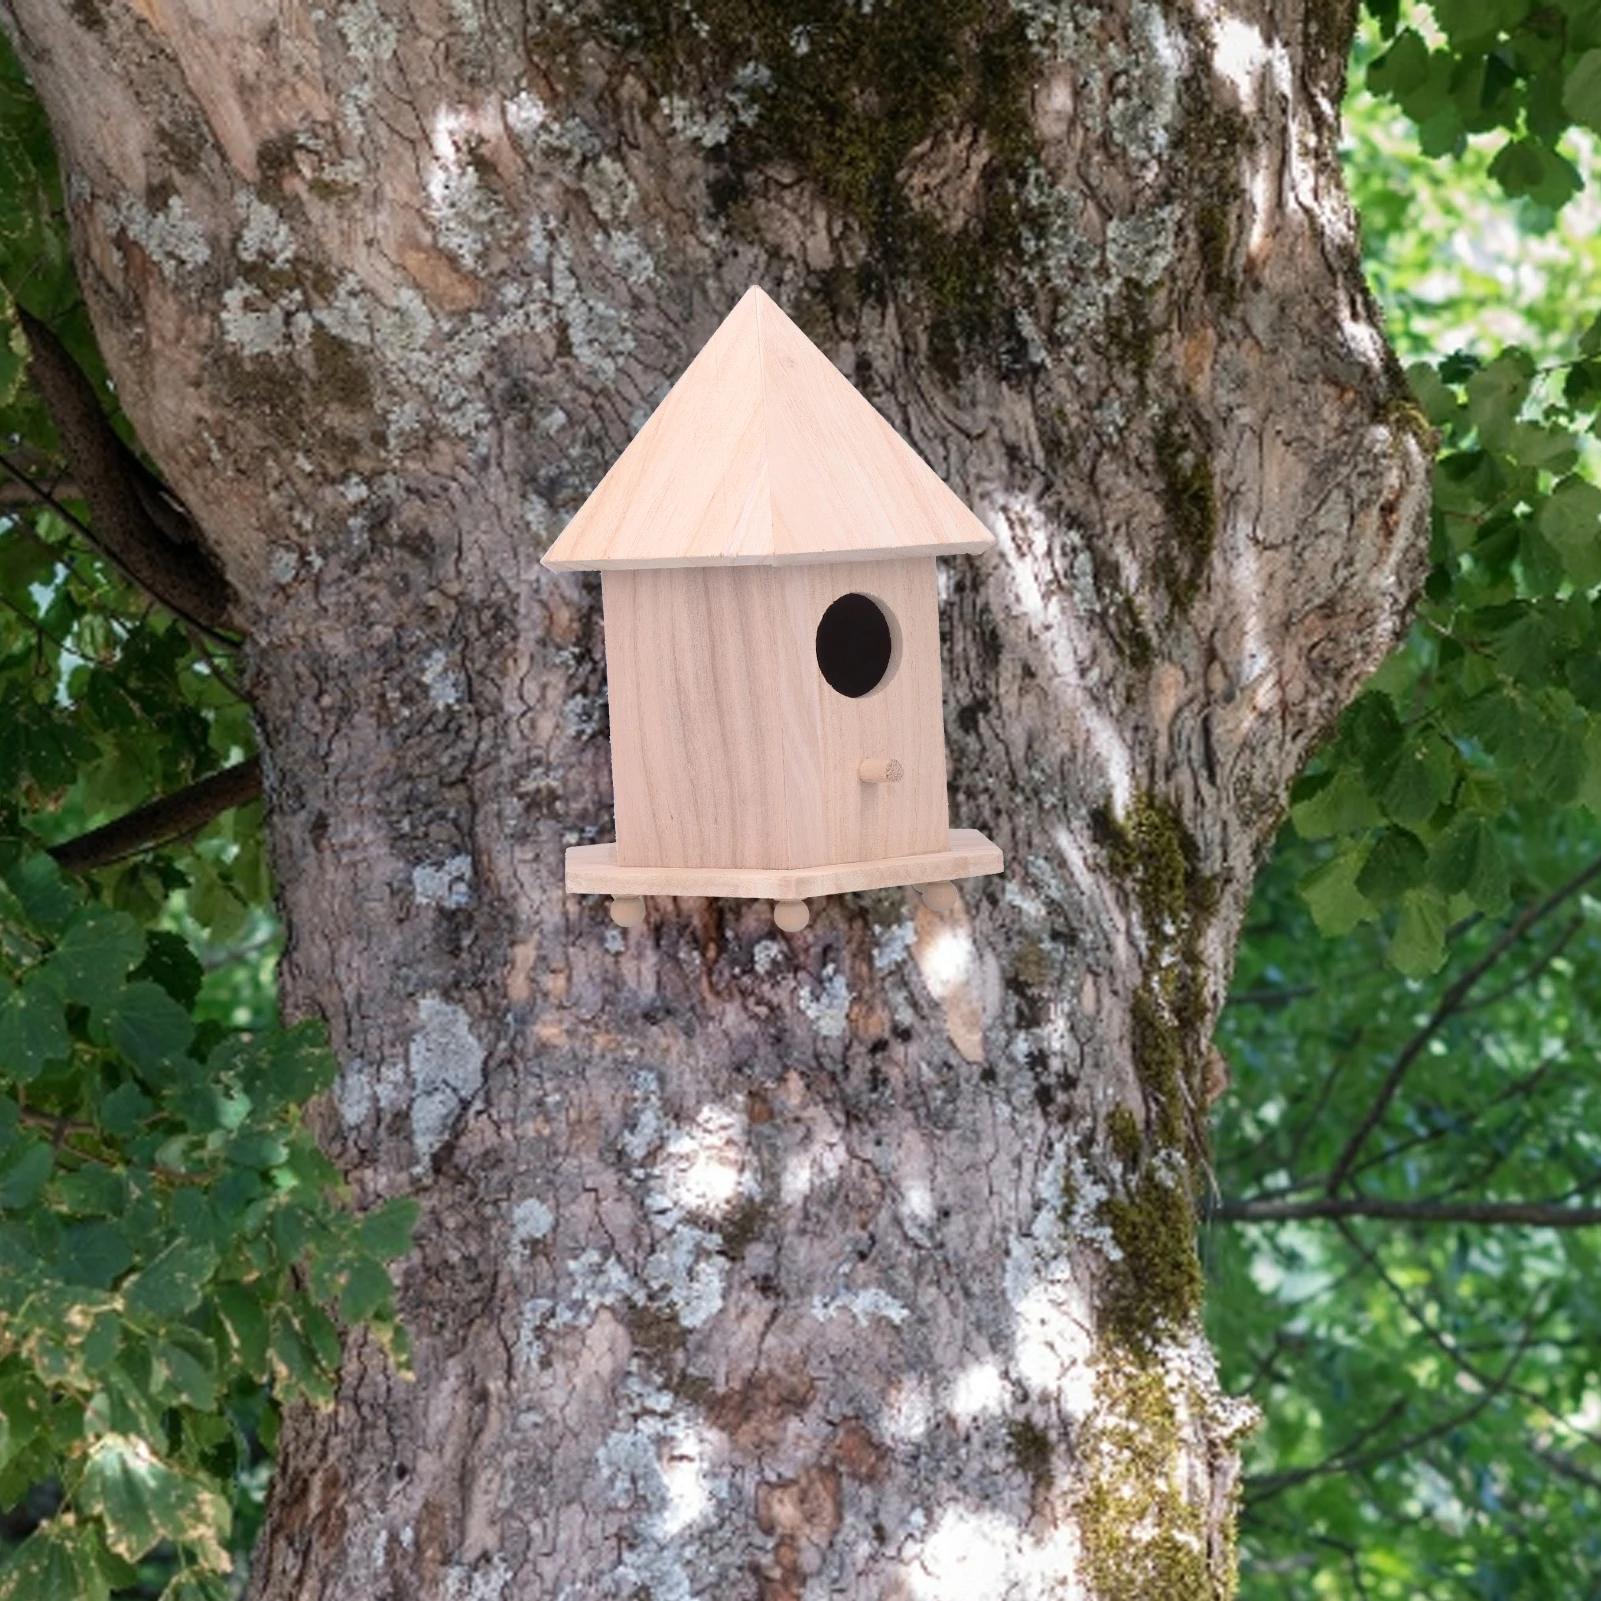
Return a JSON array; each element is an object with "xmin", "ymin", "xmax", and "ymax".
[{"xmin": 815, "ymin": 592, "xmax": 895, "ymax": 699}]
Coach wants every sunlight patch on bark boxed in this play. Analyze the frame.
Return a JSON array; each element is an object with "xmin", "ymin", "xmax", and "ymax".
[
  {"xmin": 987, "ymin": 491, "xmax": 1134, "ymax": 810},
  {"xmin": 946, "ymin": 1358, "xmax": 1007, "ymax": 1425},
  {"xmin": 907, "ymin": 1504, "xmax": 1084, "ymax": 1601},
  {"xmin": 657, "ymin": 1103, "xmax": 750, "ymax": 1219}
]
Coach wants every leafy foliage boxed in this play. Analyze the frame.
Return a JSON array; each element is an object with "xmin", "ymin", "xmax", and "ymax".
[
  {"xmin": 1217, "ymin": 4, "xmax": 1601, "ymax": 1593},
  {"xmin": 0, "ymin": 845, "xmax": 416, "ymax": 1596},
  {"xmin": 1364, "ymin": 0, "xmax": 1601, "ymax": 209},
  {"xmin": 0, "ymin": 32, "xmax": 416, "ymax": 1599}
]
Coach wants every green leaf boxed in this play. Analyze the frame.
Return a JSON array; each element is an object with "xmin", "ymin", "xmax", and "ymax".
[
  {"xmin": 57, "ymin": 1222, "xmax": 132, "ymax": 1290},
  {"xmin": 1563, "ymin": 48, "xmax": 1601, "ymax": 132},
  {"xmin": 1530, "ymin": 720, "xmax": 1589, "ymax": 802},
  {"xmin": 0, "ymin": 1522, "xmax": 109, "ymax": 1601},
  {"xmin": 0, "ymin": 1371, "xmax": 47, "ymax": 1474},
  {"xmin": 1356, "ymin": 828, "xmax": 1430, "ymax": 902},
  {"xmin": 1380, "ymin": 737, "xmax": 1456, "ymax": 828},
  {"xmin": 1465, "ymin": 350, "xmax": 1534, "ymax": 450},
  {"xmin": 102, "ymin": 981, "xmax": 194, "ymax": 1077},
  {"xmin": 121, "ymin": 1238, "xmax": 217, "ymax": 1322},
  {"xmin": 1434, "ymin": 0, "xmax": 1527, "ymax": 45},
  {"xmin": 0, "ymin": 1138, "xmax": 51, "ymax": 1210},
  {"xmin": 1369, "ymin": 29, "xmax": 1431, "ymax": 95},
  {"xmin": 356, "ymin": 1196, "xmax": 421, "ymax": 1261},
  {"xmin": 1507, "ymin": 421, "xmax": 1578, "ymax": 473},
  {"xmin": 1538, "ymin": 477, "xmax": 1601, "ymax": 586},
  {"xmin": 0, "ymin": 976, "xmax": 69, "ymax": 1081},
  {"xmin": 1291, "ymin": 767, "xmax": 1384, "ymax": 840},
  {"xmin": 1389, "ymin": 888, "xmax": 1450, "ymax": 978},
  {"xmin": 1406, "ymin": 361, "xmax": 1459, "ymax": 427},
  {"xmin": 78, "ymin": 1434, "xmax": 230, "ymax": 1568},
  {"xmin": 214, "ymin": 1282, "xmax": 269, "ymax": 1380},
  {"xmin": 160, "ymin": 1572, "xmax": 232, "ymax": 1601},
  {"xmin": 1428, "ymin": 815, "xmax": 1511, "ymax": 914},
  {"xmin": 150, "ymin": 1333, "xmax": 216, "ymax": 1411},
  {"xmin": 45, "ymin": 906, "xmax": 144, "ymax": 1003},
  {"xmin": 131, "ymin": 930, "xmax": 204, "ymax": 1011},
  {"xmin": 96, "ymin": 1081, "xmax": 152, "ymax": 1137},
  {"xmin": 1, "ymin": 851, "xmax": 78, "ymax": 935},
  {"xmin": 338, "ymin": 1256, "xmax": 395, "ymax": 1325}
]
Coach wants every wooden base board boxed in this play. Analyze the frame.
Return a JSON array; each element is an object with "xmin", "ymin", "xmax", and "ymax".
[{"xmin": 566, "ymin": 827, "xmax": 1002, "ymax": 901}]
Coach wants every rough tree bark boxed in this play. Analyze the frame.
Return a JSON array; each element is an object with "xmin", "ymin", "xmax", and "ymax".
[{"xmin": 3, "ymin": 1, "xmax": 1428, "ymax": 1595}]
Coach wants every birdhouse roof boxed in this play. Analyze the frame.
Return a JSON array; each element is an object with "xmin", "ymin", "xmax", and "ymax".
[{"xmin": 540, "ymin": 286, "xmax": 997, "ymax": 570}]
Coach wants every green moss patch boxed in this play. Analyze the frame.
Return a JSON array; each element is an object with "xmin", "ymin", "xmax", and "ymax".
[
  {"xmin": 1079, "ymin": 1358, "xmax": 1221, "ymax": 1601},
  {"xmin": 600, "ymin": 0, "xmax": 1041, "ymax": 380}
]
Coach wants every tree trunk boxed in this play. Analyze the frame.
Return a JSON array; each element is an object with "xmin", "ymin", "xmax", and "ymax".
[{"xmin": 2, "ymin": 2, "xmax": 1429, "ymax": 1594}]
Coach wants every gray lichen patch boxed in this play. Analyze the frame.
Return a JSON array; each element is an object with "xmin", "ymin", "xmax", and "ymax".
[
  {"xmin": 407, "ymin": 993, "xmax": 486, "ymax": 1170},
  {"xmin": 102, "ymin": 188, "xmax": 212, "ymax": 277},
  {"xmin": 412, "ymin": 853, "xmax": 474, "ymax": 909}
]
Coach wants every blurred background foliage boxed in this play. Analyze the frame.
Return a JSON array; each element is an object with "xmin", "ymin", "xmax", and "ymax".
[
  {"xmin": 1, "ymin": 0, "xmax": 1600, "ymax": 1593},
  {"xmin": 1213, "ymin": 0, "xmax": 1601, "ymax": 1594}
]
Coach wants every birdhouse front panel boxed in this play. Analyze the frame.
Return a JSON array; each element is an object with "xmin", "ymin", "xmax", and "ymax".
[{"xmin": 603, "ymin": 557, "xmax": 948, "ymax": 872}]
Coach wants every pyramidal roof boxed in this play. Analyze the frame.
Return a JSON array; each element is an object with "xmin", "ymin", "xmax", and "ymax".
[{"xmin": 540, "ymin": 286, "xmax": 996, "ymax": 570}]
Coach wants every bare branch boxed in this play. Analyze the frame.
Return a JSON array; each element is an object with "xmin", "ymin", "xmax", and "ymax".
[
  {"xmin": 16, "ymin": 308, "xmax": 238, "ymax": 636},
  {"xmin": 1323, "ymin": 851, "xmax": 1601, "ymax": 1194},
  {"xmin": 48, "ymin": 756, "xmax": 264, "ymax": 874}
]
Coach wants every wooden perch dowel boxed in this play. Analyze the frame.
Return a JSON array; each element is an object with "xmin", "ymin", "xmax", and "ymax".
[{"xmin": 858, "ymin": 757, "xmax": 903, "ymax": 783}]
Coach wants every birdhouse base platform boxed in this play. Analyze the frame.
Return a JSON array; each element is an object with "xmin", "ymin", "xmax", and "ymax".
[{"xmin": 566, "ymin": 827, "xmax": 1002, "ymax": 903}]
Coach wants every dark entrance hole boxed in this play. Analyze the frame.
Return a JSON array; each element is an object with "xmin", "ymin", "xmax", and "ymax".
[{"xmin": 816, "ymin": 593, "xmax": 894, "ymax": 698}]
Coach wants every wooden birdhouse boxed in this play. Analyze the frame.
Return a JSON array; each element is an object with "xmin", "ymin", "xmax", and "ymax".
[{"xmin": 543, "ymin": 286, "xmax": 1003, "ymax": 931}]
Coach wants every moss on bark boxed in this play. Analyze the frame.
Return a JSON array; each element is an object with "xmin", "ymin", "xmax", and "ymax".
[{"xmin": 599, "ymin": 0, "xmax": 1041, "ymax": 379}]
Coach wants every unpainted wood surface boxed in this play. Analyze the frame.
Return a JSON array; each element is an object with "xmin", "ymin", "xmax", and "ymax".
[
  {"xmin": 603, "ymin": 558, "xmax": 948, "ymax": 869},
  {"xmin": 566, "ymin": 827, "xmax": 1002, "ymax": 899},
  {"xmin": 540, "ymin": 286, "xmax": 996, "ymax": 569}
]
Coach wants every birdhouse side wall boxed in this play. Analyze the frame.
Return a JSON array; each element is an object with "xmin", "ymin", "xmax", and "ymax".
[
  {"xmin": 603, "ymin": 566, "xmax": 797, "ymax": 870},
  {"xmin": 602, "ymin": 560, "xmax": 947, "ymax": 871}
]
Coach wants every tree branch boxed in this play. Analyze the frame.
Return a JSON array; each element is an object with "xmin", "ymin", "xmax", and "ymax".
[
  {"xmin": 16, "ymin": 308, "xmax": 238, "ymax": 636},
  {"xmin": 48, "ymin": 756, "xmax": 264, "ymax": 873},
  {"xmin": 1211, "ymin": 1194, "xmax": 1601, "ymax": 1227},
  {"xmin": 1322, "ymin": 851, "xmax": 1601, "ymax": 1194}
]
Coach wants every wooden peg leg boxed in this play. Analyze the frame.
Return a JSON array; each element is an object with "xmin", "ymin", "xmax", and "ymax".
[
  {"xmin": 916, "ymin": 881, "xmax": 958, "ymax": 913},
  {"xmin": 609, "ymin": 895, "xmax": 645, "ymax": 927},
  {"xmin": 773, "ymin": 899, "xmax": 810, "ymax": 932}
]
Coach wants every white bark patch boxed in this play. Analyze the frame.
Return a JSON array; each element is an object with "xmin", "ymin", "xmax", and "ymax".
[
  {"xmin": 1007, "ymin": 1151, "xmax": 1100, "ymax": 1416},
  {"xmin": 657, "ymin": 1104, "xmax": 749, "ymax": 1219},
  {"xmin": 103, "ymin": 191, "xmax": 210, "ymax": 276},
  {"xmin": 334, "ymin": 1057, "xmax": 371, "ymax": 1129},
  {"xmin": 407, "ymin": 995, "xmax": 485, "ymax": 1169},
  {"xmin": 412, "ymin": 854, "xmax": 474, "ymax": 908},
  {"xmin": 440, "ymin": 1555, "xmax": 511, "ymax": 1601},
  {"xmin": 643, "ymin": 1225, "xmax": 727, "ymax": 1329},
  {"xmin": 797, "ymin": 964, "xmax": 852, "ymax": 1038},
  {"xmin": 873, "ymin": 913, "xmax": 918, "ymax": 971},
  {"xmin": 987, "ymin": 492, "xmax": 1132, "ymax": 809},
  {"xmin": 752, "ymin": 938, "xmax": 786, "ymax": 975},
  {"xmin": 511, "ymin": 1196, "xmax": 554, "ymax": 1244},
  {"xmin": 221, "ymin": 283, "xmax": 292, "ymax": 356},
  {"xmin": 421, "ymin": 649, "xmax": 465, "ymax": 707},
  {"xmin": 907, "ymin": 1505, "xmax": 1084, "ymax": 1600},
  {"xmin": 235, "ymin": 192, "xmax": 294, "ymax": 267},
  {"xmin": 598, "ymin": 1402, "xmax": 727, "ymax": 1598},
  {"xmin": 947, "ymin": 1359, "xmax": 1006, "ymax": 1425},
  {"xmin": 426, "ymin": 103, "xmax": 509, "ymax": 270},
  {"xmin": 812, "ymin": 1286, "xmax": 911, "ymax": 1327},
  {"xmin": 1211, "ymin": 16, "xmax": 1270, "ymax": 110},
  {"xmin": 880, "ymin": 1375, "xmax": 934, "ymax": 1444}
]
